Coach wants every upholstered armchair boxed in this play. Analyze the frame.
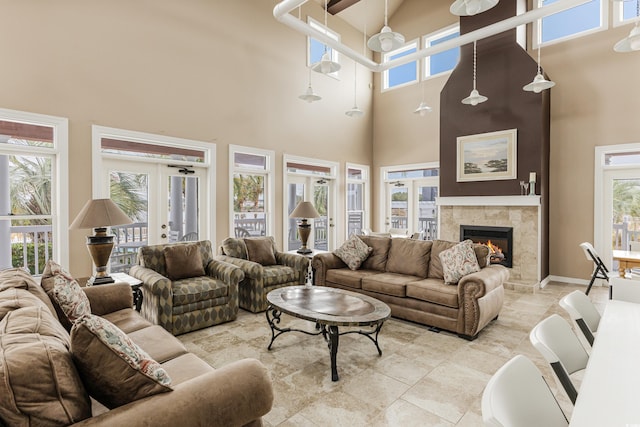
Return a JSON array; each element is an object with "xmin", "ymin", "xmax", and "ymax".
[
  {"xmin": 216, "ymin": 236, "xmax": 309, "ymax": 313},
  {"xmin": 129, "ymin": 240, "xmax": 244, "ymax": 335}
]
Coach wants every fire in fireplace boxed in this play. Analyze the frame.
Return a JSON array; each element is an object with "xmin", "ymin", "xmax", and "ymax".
[{"xmin": 460, "ymin": 225, "xmax": 513, "ymax": 268}]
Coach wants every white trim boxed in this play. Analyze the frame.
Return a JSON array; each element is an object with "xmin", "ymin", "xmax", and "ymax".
[
  {"xmin": 547, "ymin": 275, "xmax": 592, "ymax": 287},
  {"xmin": 612, "ymin": 0, "xmax": 640, "ymax": 28},
  {"xmin": 0, "ymin": 108, "xmax": 69, "ymax": 269},
  {"xmin": 228, "ymin": 144, "xmax": 275, "ymax": 238},
  {"xmin": 92, "ymin": 125, "xmax": 215, "ymax": 246},
  {"xmin": 533, "ymin": 0, "xmax": 608, "ymax": 49},
  {"xmin": 436, "ymin": 195, "xmax": 541, "ymax": 206}
]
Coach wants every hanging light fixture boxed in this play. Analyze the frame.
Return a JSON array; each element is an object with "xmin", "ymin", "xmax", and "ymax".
[
  {"xmin": 368, "ymin": 0, "xmax": 405, "ymax": 53},
  {"xmin": 614, "ymin": 0, "xmax": 640, "ymax": 52},
  {"xmin": 346, "ymin": 22, "xmax": 367, "ymax": 118},
  {"xmin": 299, "ymin": 66, "xmax": 321, "ymax": 103},
  {"xmin": 312, "ymin": 0, "xmax": 341, "ymax": 74},
  {"xmin": 414, "ymin": 81, "xmax": 432, "ymax": 116},
  {"xmin": 462, "ymin": 40, "xmax": 488, "ymax": 106},
  {"xmin": 450, "ymin": 0, "xmax": 499, "ymax": 16},
  {"xmin": 523, "ymin": 46, "xmax": 555, "ymax": 93}
]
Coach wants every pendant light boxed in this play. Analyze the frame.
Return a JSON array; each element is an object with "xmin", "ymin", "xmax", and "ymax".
[
  {"xmin": 523, "ymin": 46, "xmax": 555, "ymax": 93},
  {"xmin": 346, "ymin": 22, "xmax": 367, "ymax": 118},
  {"xmin": 368, "ymin": 0, "xmax": 405, "ymax": 53},
  {"xmin": 312, "ymin": 0, "xmax": 341, "ymax": 74},
  {"xmin": 414, "ymin": 81, "xmax": 432, "ymax": 116},
  {"xmin": 462, "ymin": 41, "xmax": 488, "ymax": 106},
  {"xmin": 450, "ymin": 0, "xmax": 499, "ymax": 16},
  {"xmin": 614, "ymin": 0, "xmax": 640, "ymax": 52},
  {"xmin": 299, "ymin": 66, "xmax": 321, "ymax": 103}
]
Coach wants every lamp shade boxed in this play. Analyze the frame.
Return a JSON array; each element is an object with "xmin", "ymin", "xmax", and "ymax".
[
  {"xmin": 289, "ymin": 201, "xmax": 320, "ymax": 219},
  {"xmin": 70, "ymin": 198, "xmax": 133, "ymax": 230}
]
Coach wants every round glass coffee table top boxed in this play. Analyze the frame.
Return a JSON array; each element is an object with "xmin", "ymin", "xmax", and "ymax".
[{"xmin": 266, "ymin": 285, "xmax": 391, "ymax": 326}]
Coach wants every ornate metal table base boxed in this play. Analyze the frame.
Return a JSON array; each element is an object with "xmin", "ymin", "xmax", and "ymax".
[{"xmin": 266, "ymin": 306, "xmax": 386, "ymax": 381}]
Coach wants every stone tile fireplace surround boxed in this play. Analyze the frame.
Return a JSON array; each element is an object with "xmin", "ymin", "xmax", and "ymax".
[{"xmin": 437, "ymin": 195, "xmax": 542, "ymax": 292}]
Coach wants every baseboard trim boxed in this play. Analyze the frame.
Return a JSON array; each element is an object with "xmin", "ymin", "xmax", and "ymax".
[{"xmin": 546, "ymin": 275, "xmax": 593, "ymax": 286}]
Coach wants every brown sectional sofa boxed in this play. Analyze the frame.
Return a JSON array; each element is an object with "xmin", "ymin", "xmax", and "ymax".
[
  {"xmin": 0, "ymin": 267, "xmax": 273, "ymax": 427},
  {"xmin": 312, "ymin": 236, "xmax": 509, "ymax": 340}
]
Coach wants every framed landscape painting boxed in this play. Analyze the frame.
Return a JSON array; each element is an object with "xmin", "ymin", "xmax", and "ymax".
[{"xmin": 456, "ymin": 129, "xmax": 517, "ymax": 182}]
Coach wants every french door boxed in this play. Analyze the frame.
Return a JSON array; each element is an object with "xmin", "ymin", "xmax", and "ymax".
[
  {"xmin": 286, "ymin": 176, "xmax": 334, "ymax": 252},
  {"xmin": 384, "ymin": 178, "xmax": 438, "ymax": 238}
]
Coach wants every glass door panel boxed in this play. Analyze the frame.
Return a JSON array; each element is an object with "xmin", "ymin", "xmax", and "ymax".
[
  {"xmin": 347, "ymin": 182, "xmax": 364, "ymax": 236},
  {"xmin": 168, "ymin": 175, "xmax": 199, "ymax": 242},
  {"xmin": 387, "ymin": 184, "xmax": 408, "ymax": 231},
  {"xmin": 416, "ymin": 182, "xmax": 438, "ymax": 240},
  {"xmin": 287, "ymin": 181, "xmax": 305, "ymax": 251},
  {"xmin": 313, "ymin": 181, "xmax": 329, "ymax": 251}
]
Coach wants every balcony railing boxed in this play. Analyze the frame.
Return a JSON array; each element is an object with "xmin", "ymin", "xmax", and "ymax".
[{"xmin": 9, "ymin": 225, "xmax": 53, "ymax": 275}]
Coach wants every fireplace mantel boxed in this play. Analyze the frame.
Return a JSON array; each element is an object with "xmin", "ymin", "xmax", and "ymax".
[{"xmin": 436, "ymin": 195, "xmax": 541, "ymax": 207}]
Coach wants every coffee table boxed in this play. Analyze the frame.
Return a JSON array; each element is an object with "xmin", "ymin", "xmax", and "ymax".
[{"xmin": 266, "ymin": 285, "xmax": 391, "ymax": 381}]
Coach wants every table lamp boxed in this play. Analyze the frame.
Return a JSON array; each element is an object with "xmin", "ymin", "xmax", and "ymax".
[
  {"xmin": 69, "ymin": 198, "xmax": 133, "ymax": 285},
  {"xmin": 289, "ymin": 201, "xmax": 320, "ymax": 254}
]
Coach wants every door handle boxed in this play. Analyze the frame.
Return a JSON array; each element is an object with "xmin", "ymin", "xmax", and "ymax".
[
  {"xmin": 161, "ymin": 224, "xmax": 167, "ymax": 229},
  {"xmin": 161, "ymin": 233, "xmax": 167, "ymax": 239}
]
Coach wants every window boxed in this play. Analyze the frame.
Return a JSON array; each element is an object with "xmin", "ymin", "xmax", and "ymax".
[
  {"xmin": 346, "ymin": 164, "xmax": 370, "ymax": 238},
  {"xmin": 383, "ymin": 40, "xmax": 419, "ymax": 90},
  {"xmin": 0, "ymin": 110, "xmax": 68, "ymax": 274},
  {"xmin": 614, "ymin": 0, "xmax": 640, "ymax": 26},
  {"xmin": 308, "ymin": 17, "xmax": 340, "ymax": 79},
  {"xmin": 422, "ymin": 25, "xmax": 460, "ymax": 79},
  {"xmin": 535, "ymin": 0, "xmax": 606, "ymax": 47},
  {"xmin": 230, "ymin": 146, "xmax": 274, "ymax": 239}
]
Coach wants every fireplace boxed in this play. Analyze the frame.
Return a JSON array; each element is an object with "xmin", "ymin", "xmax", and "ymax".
[{"xmin": 460, "ymin": 225, "xmax": 513, "ymax": 268}]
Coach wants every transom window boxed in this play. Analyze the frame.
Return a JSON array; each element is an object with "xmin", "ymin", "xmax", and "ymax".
[
  {"xmin": 308, "ymin": 17, "xmax": 340, "ymax": 79},
  {"xmin": 614, "ymin": 0, "xmax": 640, "ymax": 26},
  {"xmin": 422, "ymin": 25, "xmax": 460, "ymax": 79},
  {"xmin": 383, "ymin": 40, "xmax": 418, "ymax": 91},
  {"xmin": 535, "ymin": 0, "xmax": 606, "ymax": 47}
]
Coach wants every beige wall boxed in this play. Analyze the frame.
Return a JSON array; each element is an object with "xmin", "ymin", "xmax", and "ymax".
[
  {"xmin": 0, "ymin": 0, "xmax": 373, "ymax": 276},
  {"xmin": 372, "ymin": 0, "xmax": 640, "ymax": 281}
]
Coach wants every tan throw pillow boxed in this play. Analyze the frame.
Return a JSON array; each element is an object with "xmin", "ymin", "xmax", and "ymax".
[
  {"xmin": 0, "ymin": 333, "xmax": 91, "ymax": 426},
  {"xmin": 385, "ymin": 238, "xmax": 432, "ymax": 278},
  {"xmin": 439, "ymin": 240, "xmax": 481, "ymax": 285},
  {"xmin": 245, "ymin": 238, "xmax": 277, "ymax": 266},
  {"xmin": 333, "ymin": 234, "xmax": 372, "ymax": 270},
  {"xmin": 163, "ymin": 244, "xmax": 205, "ymax": 280},
  {"xmin": 70, "ymin": 314, "xmax": 172, "ymax": 409}
]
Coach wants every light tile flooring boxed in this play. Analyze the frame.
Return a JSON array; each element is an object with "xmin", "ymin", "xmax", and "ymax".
[{"xmin": 178, "ymin": 282, "xmax": 609, "ymax": 426}]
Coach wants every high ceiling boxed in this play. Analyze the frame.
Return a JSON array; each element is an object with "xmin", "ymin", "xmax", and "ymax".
[{"xmin": 313, "ymin": 0, "xmax": 406, "ymax": 34}]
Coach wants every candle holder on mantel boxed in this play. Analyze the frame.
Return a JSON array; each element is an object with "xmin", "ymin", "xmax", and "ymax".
[{"xmin": 528, "ymin": 172, "xmax": 537, "ymax": 196}]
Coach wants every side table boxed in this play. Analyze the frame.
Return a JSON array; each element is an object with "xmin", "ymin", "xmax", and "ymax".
[
  {"xmin": 287, "ymin": 249, "xmax": 330, "ymax": 285},
  {"xmin": 79, "ymin": 273, "xmax": 143, "ymax": 312}
]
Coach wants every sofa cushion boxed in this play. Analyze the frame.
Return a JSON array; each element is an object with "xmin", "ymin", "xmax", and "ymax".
[
  {"xmin": 221, "ymin": 237, "xmax": 248, "ymax": 259},
  {"xmin": 333, "ymin": 234, "xmax": 372, "ymax": 270},
  {"xmin": 428, "ymin": 240, "xmax": 458, "ymax": 279},
  {"xmin": 0, "ymin": 333, "xmax": 91, "ymax": 426},
  {"xmin": 0, "ymin": 288, "xmax": 51, "ymax": 322},
  {"xmin": 0, "ymin": 267, "xmax": 58, "ymax": 319},
  {"xmin": 164, "ymin": 244, "xmax": 206, "ymax": 280},
  {"xmin": 70, "ymin": 314, "xmax": 172, "ymax": 409},
  {"xmin": 41, "ymin": 260, "xmax": 91, "ymax": 326},
  {"xmin": 362, "ymin": 273, "xmax": 422, "ymax": 297},
  {"xmin": 160, "ymin": 352, "xmax": 215, "ymax": 386},
  {"xmin": 127, "ymin": 325, "xmax": 188, "ymax": 363},
  {"xmin": 385, "ymin": 238, "xmax": 432, "ymax": 278},
  {"xmin": 245, "ymin": 238, "xmax": 277, "ymax": 266},
  {"xmin": 325, "ymin": 268, "xmax": 379, "ymax": 289},
  {"xmin": 358, "ymin": 235, "xmax": 392, "ymax": 271},
  {"xmin": 406, "ymin": 278, "xmax": 460, "ymax": 308},
  {"xmin": 0, "ymin": 306, "xmax": 70, "ymax": 347},
  {"xmin": 439, "ymin": 240, "xmax": 481, "ymax": 285},
  {"xmin": 102, "ymin": 308, "xmax": 154, "ymax": 334},
  {"xmin": 172, "ymin": 276, "xmax": 229, "ymax": 306},
  {"xmin": 263, "ymin": 265, "xmax": 297, "ymax": 287}
]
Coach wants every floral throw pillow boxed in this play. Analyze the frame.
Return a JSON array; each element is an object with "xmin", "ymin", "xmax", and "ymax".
[
  {"xmin": 45, "ymin": 260, "xmax": 91, "ymax": 323},
  {"xmin": 70, "ymin": 314, "xmax": 172, "ymax": 408},
  {"xmin": 333, "ymin": 234, "xmax": 373, "ymax": 270},
  {"xmin": 439, "ymin": 239, "xmax": 481, "ymax": 285}
]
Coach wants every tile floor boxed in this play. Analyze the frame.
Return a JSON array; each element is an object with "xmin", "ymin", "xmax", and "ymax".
[{"xmin": 178, "ymin": 282, "xmax": 609, "ymax": 426}]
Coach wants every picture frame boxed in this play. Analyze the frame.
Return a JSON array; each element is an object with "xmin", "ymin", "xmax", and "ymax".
[{"xmin": 456, "ymin": 129, "xmax": 518, "ymax": 182}]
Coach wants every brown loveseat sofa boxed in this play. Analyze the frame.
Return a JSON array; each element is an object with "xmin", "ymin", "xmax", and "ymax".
[
  {"xmin": 0, "ymin": 267, "xmax": 273, "ymax": 427},
  {"xmin": 312, "ymin": 236, "xmax": 509, "ymax": 340}
]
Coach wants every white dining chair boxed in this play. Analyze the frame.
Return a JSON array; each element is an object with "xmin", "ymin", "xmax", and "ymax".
[
  {"xmin": 579, "ymin": 242, "xmax": 612, "ymax": 296},
  {"xmin": 529, "ymin": 314, "xmax": 590, "ymax": 405},
  {"xmin": 610, "ymin": 277, "xmax": 640, "ymax": 303},
  {"xmin": 559, "ymin": 290, "xmax": 601, "ymax": 347},
  {"xmin": 482, "ymin": 355, "xmax": 568, "ymax": 427}
]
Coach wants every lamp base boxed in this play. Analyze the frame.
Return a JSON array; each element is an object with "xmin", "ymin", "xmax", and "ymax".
[
  {"xmin": 86, "ymin": 227, "xmax": 115, "ymax": 287},
  {"xmin": 297, "ymin": 221, "xmax": 313, "ymax": 255},
  {"xmin": 87, "ymin": 275, "xmax": 115, "ymax": 286},
  {"xmin": 296, "ymin": 248, "xmax": 313, "ymax": 255}
]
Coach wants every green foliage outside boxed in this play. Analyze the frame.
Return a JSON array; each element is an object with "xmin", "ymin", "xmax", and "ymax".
[
  {"xmin": 234, "ymin": 174, "xmax": 264, "ymax": 212},
  {"xmin": 613, "ymin": 179, "xmax": 640, "ymax": 223},
  {"xmin": 11, "ymin": 242, "xmax": 52, "ymax": 274},
  {"xmin": 391, "ymin": 191, "xmax": 408, "ymax": 201}
]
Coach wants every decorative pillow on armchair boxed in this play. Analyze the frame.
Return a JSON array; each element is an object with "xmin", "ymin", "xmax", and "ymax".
[
  {"xmin": 333, "ymin": 234, "xmax": 372, "ymax": 270},
  {"xmin": 439, "ymin": 239, "xmax": 481, "ymax": 285},
  {"xmin": 70, "ymin": 314, "xmax": 172, "ymax": 409},
  {"xmin": 245, "ymin": 238, "xmax": 277, "ymax": 266},
  {"xmin": 163, "ymin": 244, "xmax": 205, "ymax": 280}
]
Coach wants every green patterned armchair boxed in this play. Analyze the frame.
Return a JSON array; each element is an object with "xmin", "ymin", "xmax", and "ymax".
[
  {"xmin": 217, "ymin": 236, "xmax": 309, "ymax": 313},
  {"xmin": 129, "ymin": 240, "xmax": 243, "ymax": 335}
]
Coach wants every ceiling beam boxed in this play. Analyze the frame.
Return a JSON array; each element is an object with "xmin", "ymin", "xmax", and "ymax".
[{"xmin": 327, "ymin": 0, "xmax": 361, "ymax": 15}]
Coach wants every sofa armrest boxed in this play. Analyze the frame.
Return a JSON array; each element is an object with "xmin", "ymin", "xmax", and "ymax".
[
  {"xmin": 275, "ymin": 252, "xmax": 309, "ymax": 284},
  {"xmin": 206, "ymin": 258, "xmax": 245, "ymax": 286},
  {"xmin": 215, "ymin": 255, "xmax": 264, "ymax": 280},
  {"xmin": 458, "ymin": 264, "xmax": 509, "ymax": 297},
  {"xmin": 311, "ymin": 252, "xmax": 347, "ymax": 286},
  {"xmin": 71, "ymin": 358, "xmax": 273, "ymax": 427},
  {"xmin": 129, "ymin": 266, "xmax": 171, "ymax": 296},
  {"xmin": 83, "ymin": 283, "xmax": 133, "ymax": 316}
]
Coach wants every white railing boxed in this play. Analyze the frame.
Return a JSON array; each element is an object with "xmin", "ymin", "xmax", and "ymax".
[{"xmin": 9, "ymin": 225, "xmax": 53, "ymax": 275}]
